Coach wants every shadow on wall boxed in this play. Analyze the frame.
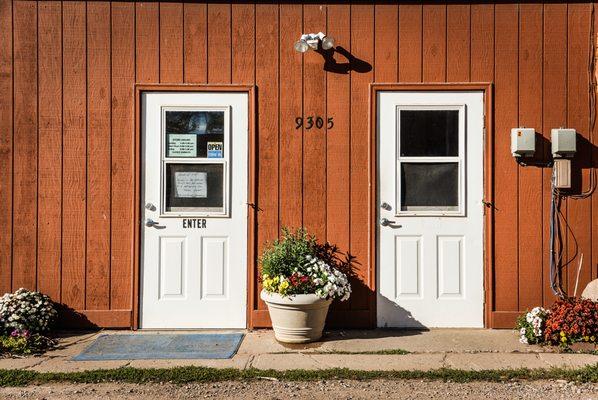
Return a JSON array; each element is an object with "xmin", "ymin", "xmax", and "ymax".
[
  {"xmin": 318, "ymin": 241, "xmax": 427, "ymax": 332},
  {"xmin": 376, "ymin": 294, "xmax": 428, "ymax": 330},
  {"xmin": 570, "ymin": 133, "xmax": 598, "ymax": 193},
  {"xmin": 317, "ymin": 46, "xmax": 372, "ymax": 74},
  {"xmin": 54, "ymin": 303, "xmax": 100, "ymax": 330}
]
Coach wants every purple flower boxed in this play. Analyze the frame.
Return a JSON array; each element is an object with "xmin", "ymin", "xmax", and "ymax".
[{"xmin": 9, "ymin": 329, "xmax": 30, "ymax": 338}]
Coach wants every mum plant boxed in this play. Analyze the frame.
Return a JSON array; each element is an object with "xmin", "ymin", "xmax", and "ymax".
[
  {"xmin": 0, "ymin": 288, "xmax": 57, "ymax": 334},
  {"xmin": 260, "ymin": 227, "xmax": 351, "ymax": 301},
  {"xmin": 0, "ymin": 288, "xmax": 58, "ymax": 355},
  {"xmin": 544, "ymin": 298, "xmax": 598, "ymax": 347}
]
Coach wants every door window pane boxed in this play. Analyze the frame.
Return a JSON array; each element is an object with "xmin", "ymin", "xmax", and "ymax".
[
  {"xmin": 400, "ymin": 110, "xmax": 459, "ymax": 157},
  {"xmin": 400, "ymin": 162, "xmax": 458, "ymax": 211},
  {"xmin": 165, "ymin": 111, "xmax": 225, "ymax": 158},
  {"xmin": 165, "ymin": 163, "xmax": 225, "ymax": 213}
]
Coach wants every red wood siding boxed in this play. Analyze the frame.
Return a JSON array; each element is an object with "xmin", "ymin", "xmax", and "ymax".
[{"xmin": 1, "ymin": 1, "xmax": 597, "ymax": 328}]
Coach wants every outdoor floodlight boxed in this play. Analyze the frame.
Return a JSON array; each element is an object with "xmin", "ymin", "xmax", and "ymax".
[
  {"xmin": 294, "ymin": 32, "xmax": 335, "ymax": 53},
  {"xmin": 321, "ymin": 35, "xmax": 335, "ymax": 50}
]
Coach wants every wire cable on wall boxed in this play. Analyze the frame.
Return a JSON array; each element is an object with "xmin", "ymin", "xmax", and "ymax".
[{"xmin": 549, "ymin": 3, "xmax": 597, "ymax": 298}]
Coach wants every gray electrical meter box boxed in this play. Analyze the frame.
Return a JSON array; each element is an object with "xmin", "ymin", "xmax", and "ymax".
[
  {"xmin": 511, "ymin": 128, "xmax": 535, "ymax": 157},
  {"xmin": 551, "ymin": 128, "xmax": 576, "ymax": 158}
]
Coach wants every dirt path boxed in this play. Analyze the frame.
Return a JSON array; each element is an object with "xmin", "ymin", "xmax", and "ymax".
[{"xmin": 0, "ymin": 380, "xmax": 596, "ymax": 400}]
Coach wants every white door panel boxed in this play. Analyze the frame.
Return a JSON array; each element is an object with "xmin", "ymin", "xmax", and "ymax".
[
  {"xmin": 141, "ymin": 92, "xmax": 248, "ymax": 329},
  {"xmin": 377, "ymin": 91, "xmax": 484, "ymax": 328}
]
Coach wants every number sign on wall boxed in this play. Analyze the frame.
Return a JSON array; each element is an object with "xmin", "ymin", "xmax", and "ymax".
[{"xmin": 295, "ymin": 116, "xmax": 334, "ymax": 130}]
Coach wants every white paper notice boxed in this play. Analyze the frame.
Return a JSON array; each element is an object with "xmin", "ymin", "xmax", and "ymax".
[
  {"xmin": 174, "ymin": 171, "xmax": 207, "ymax": 198},
  {"xmin": 168, "ymin": 134, "xmax": 197, "ymax": 157}
]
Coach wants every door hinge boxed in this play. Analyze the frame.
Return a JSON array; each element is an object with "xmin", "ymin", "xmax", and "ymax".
[{"xmin": 482, "ymin": 200, "xmax": 496, "ymax": 210}]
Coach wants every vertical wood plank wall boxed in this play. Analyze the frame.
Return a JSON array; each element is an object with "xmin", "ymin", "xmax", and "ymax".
[{"xmin": 1, "ymin": 1, "xmax": 597, "ymax": 328}]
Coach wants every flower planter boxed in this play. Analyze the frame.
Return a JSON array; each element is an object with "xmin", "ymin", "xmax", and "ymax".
[{"xmin": 261, "ymin": 290, "xmax": 332, "ymax": 343}]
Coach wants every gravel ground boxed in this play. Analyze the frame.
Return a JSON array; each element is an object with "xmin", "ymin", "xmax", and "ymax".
[{"xmin": 0, "ymin": 380, "xmax": 597, "ymax": 400}]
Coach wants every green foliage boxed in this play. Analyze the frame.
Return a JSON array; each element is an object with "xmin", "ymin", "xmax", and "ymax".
[
  {"xmin": 0, "ymin": 333, "xmax": 57, "ymax": 355},
  {"xmin": 0, "ymin": 335, "xmax": 29, "ymax": 354},
  {"xmin": 0, "ymin": 365, "xmax": 597, "ymax": 387},
  {"xmin": 259, "ymin": 227, "xmax": 317, "ymax": 279}
]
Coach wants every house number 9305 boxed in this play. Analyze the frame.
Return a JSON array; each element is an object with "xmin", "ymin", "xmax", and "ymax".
[{"xmin": 295, "ymin": 116, "xmax": 334, "ymax": 130}]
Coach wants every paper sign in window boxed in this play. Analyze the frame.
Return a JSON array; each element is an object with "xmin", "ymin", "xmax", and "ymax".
[
  {"xmin": 174, "ymin": 171, "xmax": 207, "ymax": 198},
  {"xmin": 168, "ymin": 134, "xmax": 197, "ymax": 157}
]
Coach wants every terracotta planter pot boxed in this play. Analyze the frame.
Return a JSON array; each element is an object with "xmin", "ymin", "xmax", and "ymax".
[{"xmin": 260, "ymin": 290, "xmax": 332, "ymax": 343}]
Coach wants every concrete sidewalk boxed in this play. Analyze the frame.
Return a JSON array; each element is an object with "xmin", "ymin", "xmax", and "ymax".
[{"xmin": 1, "ymin": 329, "xmax": 596, "ymax": 373}]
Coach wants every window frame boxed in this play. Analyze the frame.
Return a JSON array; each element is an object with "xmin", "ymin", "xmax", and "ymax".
[
  {"xmin": 395, "ymin": 104, "xmax": 466, "ymax": 217},
  {"xmin": 160, "ymin": 105, "xmax": 231, "ymax": 218}
]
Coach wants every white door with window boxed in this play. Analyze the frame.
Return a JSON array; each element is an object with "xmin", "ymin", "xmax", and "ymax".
[
  {"xmin": 141, "ymin": 91, "xmax": 248, "ymax": 329},
  {"xmin": 377, "ymin": 91, "xmax": 484, "ymax": 328}
]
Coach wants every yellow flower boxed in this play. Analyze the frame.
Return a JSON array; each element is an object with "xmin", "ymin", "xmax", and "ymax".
[
  {"xmin": 279, "ymin": 280, "xmax": 289, "ymax": 292},
  {"xmin": 262, "ymin": 275, "xmax": 280, "ymax": 292}
]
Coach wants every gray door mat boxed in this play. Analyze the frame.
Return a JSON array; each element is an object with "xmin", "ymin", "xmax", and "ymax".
[{"xmin": 72, "ymin": 333, "xmax": 245, "ymax": 361}]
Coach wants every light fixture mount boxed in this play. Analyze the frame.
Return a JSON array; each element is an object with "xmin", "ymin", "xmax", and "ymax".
[{"xmin": 294, "ymin": 32, "xmax": 335, "ymax": 53}]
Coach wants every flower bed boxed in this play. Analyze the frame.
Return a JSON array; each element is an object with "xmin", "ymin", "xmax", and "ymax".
[
  {"xmin": 0, "ymin": 288, "xmax": 58, "ymax": 355},
  {"xmin": 516, "ymin": 297, "xmax": 598, "ymax": 349}
]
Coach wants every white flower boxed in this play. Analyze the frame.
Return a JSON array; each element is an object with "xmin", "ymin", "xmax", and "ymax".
[{"xmin": 526, "ymin": 313, "xmax": 534, "ymax": 323}]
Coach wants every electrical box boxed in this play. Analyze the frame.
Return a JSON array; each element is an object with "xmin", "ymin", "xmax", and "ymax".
[
  {"xmin": 553, "ymin": 159, "xmax": 571, "ymax": 189},
  {"xmin": 511, "ymin": 128, "xmax": 536, "ymax": 157},
  {"xmin": 551, "ymin": 128, "xmax": 576, "ymax": 158}
]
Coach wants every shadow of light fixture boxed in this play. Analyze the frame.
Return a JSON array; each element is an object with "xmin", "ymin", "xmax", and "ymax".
[{"xmin": 294, "ymin": 32, "xmax": 335, "ymax": 53}]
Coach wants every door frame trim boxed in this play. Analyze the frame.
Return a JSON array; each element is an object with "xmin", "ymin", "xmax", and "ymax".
[
  {"xmin": 369, "ymin": 83, "xmax": 494, "ymax": 328},
  {"xmin": 133, "ymin": 84, "xmax": 256, "ymax": 329}
]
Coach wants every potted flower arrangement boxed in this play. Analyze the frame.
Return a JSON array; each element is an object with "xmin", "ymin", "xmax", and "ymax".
[{"xmin": 260, "ymin": 228, "xmax": 351, "ymax": 343}]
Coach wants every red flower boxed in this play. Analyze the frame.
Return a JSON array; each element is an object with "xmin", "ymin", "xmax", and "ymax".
[{"xmin": 544, "ymin": 298, "xmax": 598, "ymax": 345}]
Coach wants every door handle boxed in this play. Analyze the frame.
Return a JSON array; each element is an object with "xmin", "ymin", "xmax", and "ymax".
[
  {"xmin": 380, "ymin": 218, "xmax": 394, "ymax": 226},
  {"xmin": 380, "ymin": 218, "xmax": 401, "ymax": 228},
  {"xmin": 145, "ymin": 218, "xmax": 162, "ymax": 228}
]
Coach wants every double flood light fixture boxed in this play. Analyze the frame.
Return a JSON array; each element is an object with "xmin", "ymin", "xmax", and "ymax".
[{"xmin": 294, "ymin": 32, "xmax": 335, "ymax": 53}]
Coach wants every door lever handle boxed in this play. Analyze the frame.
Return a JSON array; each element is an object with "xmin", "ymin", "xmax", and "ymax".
[
  {"xmin": 380, "ymin": 218, "xmax": 402, "ymax": 228},
  {"xmin": 380, "ymin": 218, "xmax": 395, "ymax": 227},
  {"xmin": 145, "ymin": 218, "xmax": 161, "ymax": 227}
]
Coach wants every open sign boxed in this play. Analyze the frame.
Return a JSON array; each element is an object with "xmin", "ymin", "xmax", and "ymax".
[{"xmin": 207, "ymin": 142, "xmax": 223, "ymax": 158}]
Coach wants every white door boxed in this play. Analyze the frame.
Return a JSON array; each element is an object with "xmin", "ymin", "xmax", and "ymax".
[
  {"xmin": 377, "ymin": 91, "xmax": 485, "ymax": 328},
  {"xmin": 141, "ymin": 91, "xmax": 248, "ymax": 329}
]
